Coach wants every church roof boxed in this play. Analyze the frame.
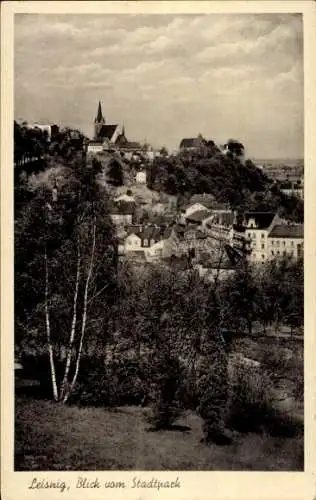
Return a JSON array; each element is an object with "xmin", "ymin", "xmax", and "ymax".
[{"xmin": 98, "ymin": 124, "xmax": 118, "ymax": 140}]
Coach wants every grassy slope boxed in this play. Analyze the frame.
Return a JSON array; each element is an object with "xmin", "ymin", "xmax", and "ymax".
[{"xmin": 15, "ymin": 397, "xmax": 303, "ymax": 471}]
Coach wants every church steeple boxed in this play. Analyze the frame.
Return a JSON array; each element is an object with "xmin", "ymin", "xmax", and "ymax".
[
  {"xmin": 95, "ymin": 100, "xmax": 105, "ymax": 124},
  {"xmin": 94, "ymin": 100, "xmax": 105, "ymax": 140}
]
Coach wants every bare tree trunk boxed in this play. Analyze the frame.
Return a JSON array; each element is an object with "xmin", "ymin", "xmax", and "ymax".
[
  {"xmin": 60, "ymin": 235, "xmax": 81, "ymax": 402},
  {"xmin": 64, "ymin": 216, "xmax": 96, "ymax": 403},
  {"xmin": 44, "ymin": 247, "xmax": 58, "ymax": 401}
]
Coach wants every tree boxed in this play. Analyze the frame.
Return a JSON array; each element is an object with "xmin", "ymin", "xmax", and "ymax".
[
  {"xmin": 15, "ymin": 157, "xmax": 118, "ymax": 403},
  {"xmin": 221, "ymin": 264, "xmax": 259, "ymax": 335}
]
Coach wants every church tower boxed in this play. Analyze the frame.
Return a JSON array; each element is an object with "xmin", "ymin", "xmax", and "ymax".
[{"xmin": 94, "ymin": 101, "xmax": 105, "ymax": 140}]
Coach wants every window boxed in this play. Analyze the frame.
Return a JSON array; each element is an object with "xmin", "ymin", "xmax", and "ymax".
[
  {"xmin": 277, "ymin": 250, "xmax": 280, "ymax": 255},
  {"xmin": 262, "ymin": 254, "xmax": 265, "ymax": 260},
  {"xmin": 261, "ymin": 243, "xmax": 264, "ymax": 249},
  {"xmin": 276, "ymin": 241, "xmax": 280, "ymax": 247},
  {"xmin": 283, "ymin": 250, "xmax": 286, "ymax": 256},
  {"xmin": 283, "ymin": 241, "xmax": 286, "ymax": 246},
  {"xmin": 143, "ymin": 238, "xmax": 148, "ymax": 247},
  {"xmin": 271, "ymin": 240, "xmax": 274, "ymax": 246},
  {"xmin": 291, "ymin": 241, "xmax": 294, "ymax": 247},
  {"xmin": 261, "ymin": 233, "xmax": 264, "ymax": 239},
  {"xmin": 271, "ymin": 250, "xmax": 274, "ymax": 256}
]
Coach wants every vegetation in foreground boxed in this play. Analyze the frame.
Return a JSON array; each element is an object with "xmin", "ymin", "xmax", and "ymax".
[{"xmin": 15, "ymin": 396, "xmax": 303, "ymax": 471}]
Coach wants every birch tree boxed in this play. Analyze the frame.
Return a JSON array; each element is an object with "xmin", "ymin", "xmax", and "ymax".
[{"xmin": 15, "ymin": 158, "xmax": 118, "ymax": 403}]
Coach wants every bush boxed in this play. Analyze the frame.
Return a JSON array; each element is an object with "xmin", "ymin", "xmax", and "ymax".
[
  {"xmin": 69, "ymin": 355, "xmax": 149, "ymax": 407},
  {"xmin": 197, "ymin": 346, "xmax": 232, "ymax": 445},
  {"xmin": 145, "ymin": 353, "xmax": 185, "ymax": 430},
  {"xmin": 227, "ymin": 362, "xmax": 272, "ymax": 433}
]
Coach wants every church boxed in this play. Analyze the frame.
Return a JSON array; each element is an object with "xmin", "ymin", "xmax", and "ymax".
[{"xmin": 87, "ymin": 101, "xmax": 143, "ymax": 157}]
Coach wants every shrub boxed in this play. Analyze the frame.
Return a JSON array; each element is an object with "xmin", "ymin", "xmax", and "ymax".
[
  {"xmin": 69, "ymin": 355, "xmax": 149, "ymax": 407},
  {"xmin": 197, "ymin": 345, "xmax": 232, "ymax": 445},
  {"xmin": 227, "ymin": 361, "xmax": 272, "ymax": 433},
  {"xmin": 145, "ymin": 353, "xmax": 185, "ymax": 430}
]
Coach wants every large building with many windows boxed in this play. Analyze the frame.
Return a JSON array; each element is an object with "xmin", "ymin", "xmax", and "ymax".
[{"xmin": 267, "ymin": 224, "xmax": 303, "ymax": 260}]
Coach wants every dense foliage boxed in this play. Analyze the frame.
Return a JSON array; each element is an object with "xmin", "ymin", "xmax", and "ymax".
[
  {"xmin": 147, "ymin": 143, "xmax": 303, "ymax": 222},
  {"xmin": 15, "ymin": 123, "xmax": 303, "ymax": 445}
]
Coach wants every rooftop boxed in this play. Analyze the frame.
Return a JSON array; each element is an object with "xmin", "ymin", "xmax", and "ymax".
[
  {"xmin": 244, "ymin": 212, "xmax": 276, "ymax": 230},
  {"xmin": 126, "ymin": 224, "xmax": 173, "ymax": 242},
  {"xmin": 185, "ymin": 209, "xmax": 211, "ymax": 223},
  {"xmin": 268, "ymin": 224, "xmax": 303, "ymax": 239}
]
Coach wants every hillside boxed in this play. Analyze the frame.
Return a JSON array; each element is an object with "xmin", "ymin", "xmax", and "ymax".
[{"xmin": 147, "ymin": 146, "xmax": 303, "ymax": 222}]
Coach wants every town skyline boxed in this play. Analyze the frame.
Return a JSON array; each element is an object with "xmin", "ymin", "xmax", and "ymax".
[{"xmin": 15, "ymin": 13, "xmax": 303, "ymax": 159}]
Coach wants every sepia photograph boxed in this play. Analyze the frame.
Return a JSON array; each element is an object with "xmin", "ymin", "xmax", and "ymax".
[{"xmin": 12, "ymin": 9, "xmax": 305, "ymax": 475}]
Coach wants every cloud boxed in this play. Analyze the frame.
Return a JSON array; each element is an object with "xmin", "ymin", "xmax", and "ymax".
[{"xmin": 14, "ymin": 13, "xmax": 303, "ymax": 158}]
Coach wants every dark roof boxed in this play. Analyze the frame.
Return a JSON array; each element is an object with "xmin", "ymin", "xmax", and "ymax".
[
  {"xmin": 98, "ymin": 124, "xmax": 118, "ymax": 140},
  {"xmin": 126, "ymin": 225, "xmax": 163, "ymax": 242},
  {"xmin": 268, "ymin": 224, "xmax": 303, "ymax": 239},
  {"xmin": 179, "ymin": 137, "xmax": 204, "ymax": 149},
  {"xmin": 88, "ymin": 140, "xmax": 103, "ymax": 145},
  {"xmin": 95, "ymin": 101, "xmax": 104, "ymax": 122},
  {"xmin": 206, "ymin": 212, "xmax": 234, "ymax": 228},
  {"xmin": 119, "ymin": 141, "xmax": 143, "ymax": 150},
  {"xmin": 126, "ymin": 224, "xmax": 176, "ymax": 243},
  {"xmin": 233, "ymin": 224, "xmax": 246, "ymax": 233},
  {"xmin": 245, "ymin": 212, "xmax": 276, "ymax": 230},
  {"xmin": 111, "ymin": 201, "xmax": 135, "ymax": 215},
  {"xmin": 185, "ymin": 209, "xmax": 211, "ymax": 223}
]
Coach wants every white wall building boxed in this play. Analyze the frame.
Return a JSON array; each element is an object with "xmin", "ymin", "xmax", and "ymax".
[
  {"xmin": 267, "ymin": 224, "xmax": 303, "ymax": 260},
  {"xmin": 244, "ymin": 212, "xmax": 280, "ymax": 263}
]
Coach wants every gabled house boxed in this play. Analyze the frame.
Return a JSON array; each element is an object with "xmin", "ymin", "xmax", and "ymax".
[
  {"xmin": 179, "ymin": 135, "xmax": 206, "ymax": 151},
  {"xmin": 183, "ymin": 203, "xmax": 210, "ymax": 219},
  {"xmin": 110, "ymin": 200, "xmax": 136, "ymax": 227},
  {"xmin": 124, "ymin": 225, "xmax": 180, "ymax": 262},
  {"xmin": 185, "ymin": 209, "xmax": 212, "ymax": 225},
  {"xmin": 243, "ymin": 212, "xmax": 280, "ymax": 263},
  {"xmin": 267, "ymin": 223, "xmax": 303, "ymax": 260}
]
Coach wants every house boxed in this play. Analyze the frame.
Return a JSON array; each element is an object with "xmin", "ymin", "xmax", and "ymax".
[
  {"xmin": 114, "ymin": 192, "xmax": 135, "ymax": 204},
  {"xmin": 124, "ymin": 225, "xmax": 180, "ymax": 261},
  {"xmin": 189, "ymin": 193, "xmax": 216, "ymax": 206},
  {"xmin": 177, "ymin": 226, "xmax": 226, "ymax": 263},
  {"xmin": 279, "ymin": 180, "xmax": 304, "ymax": 200},
  {"xmin": 135, "ymin": 170, "xmax": 147, "ymax": 184},
  {"xmin": 183, "ymin": 203, "xmax": 210, "ymax": 218},
  {"xmin": 185, "ymin": 209, "xmax": 212, "ymax": 225},
  {"xmin": 203, "ymin": 210, "xmax": 235, "ymax": 243},
  {"xmin": 179, "ymin": 135, "xmax": 205, "ymax": 151},
  {"xmin": 110, "ymin": 201, "xmax": 136, "ymax": 226},
  {"xmin": 243, "ymin": 212, "xmax": 280, "ymax": 263},
  {"xmin": 267, "ymin": 224, "xmax": 303, "ymax": 260},
  {"xmin": 87, "ymin": 141, "xmax": 104, "ymax": 154}
]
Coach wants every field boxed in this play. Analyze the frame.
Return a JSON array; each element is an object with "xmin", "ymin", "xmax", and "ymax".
[{"xmin": 15, "ymin": 396, "xmax": 303, "ymax": 471}]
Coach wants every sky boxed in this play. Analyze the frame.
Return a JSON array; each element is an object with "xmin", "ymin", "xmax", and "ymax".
[{"xmin": 14, "ymin": 13, "xmax": 303, "ymax": 159}]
